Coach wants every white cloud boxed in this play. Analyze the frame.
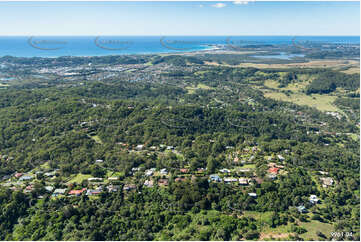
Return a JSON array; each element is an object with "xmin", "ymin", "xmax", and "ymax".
[
  {"xmin": 233, "ymin": 1, "xmax": 251, "ymax": 5},
  {"xmin": 211, "ymin": 3, "xmax": 227, "ymax": 8}
]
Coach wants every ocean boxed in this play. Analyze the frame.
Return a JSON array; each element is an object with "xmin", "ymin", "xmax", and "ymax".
[{"xmin": 0, "ymin": 36, "xmax": 359, "ymax": 58}]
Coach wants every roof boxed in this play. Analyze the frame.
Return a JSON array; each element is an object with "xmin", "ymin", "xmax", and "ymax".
[
  {"xmin": 180, "ymin": 168, "xmax": 189, "ymax": 173},
  {"xmin": 53, "ymin": 188, "xmax": 66, "ymax": 194},
  {"xmin": 268, "ymin": 167, "xmax": 279, "ymax": 174},
  {"xmin": 68, "ymin": 188, "xmax": 86, "ymax": 195},
  {"xmin": 158, "ymin": 179, "xmax": 169, "ymax": 186}
]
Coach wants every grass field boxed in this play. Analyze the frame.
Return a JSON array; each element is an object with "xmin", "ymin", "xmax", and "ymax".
[
  {"xmin": 299, "ymin": 220, "xmax": 334, "ymax": 240},
  {"xmin": 88, "ymin": 135, "xmax": 103, "ymax": 144},
  {"xmin": 66, "ymin": 173, "xmax": 92, "ymax": 184},
  {"xmin": 186, "ymin": 83, "xmax": 213, "ymax": 94},
  {"xmin": 262, "ymin": 76, "xmax": 343, "ymax": 112},
  {"xmin": 241, "ymin": 164, "xmax": 256, "ymax": 169},
  {"xmin": 264, "ymin": 92, "xmax": 339, "ymax": 112},
  {"xmin": 340, "ymin": 67, "xmax": 360, "ymax": 74}
]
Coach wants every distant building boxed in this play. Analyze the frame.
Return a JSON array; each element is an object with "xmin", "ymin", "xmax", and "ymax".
[
  {"xmin": 220, "ymin": 168, "xmax": 231, "ymax": 173},
  {"xmin": 45, "ymin": 186, "xmax": 54, "ymax": 192},
  {"xmin": 248, "ymin": 192, "xmax": 257, "ymax": 197},
  {"xmin": 209, "ymin": 174, "xmax": 221, "ymax": 182},
  {"xmin": 144, "ymin": 179, "xmax": 154, "ymax": 187},
  {"xmin": 179, "ymin": 168, "xmax": 189, "ymax": 173},
  {"xmin": 160, "ymin": 168, "xmax": 168, "ymax": 175},
  {"xmin": 68, "ymin": 188, "xmax": 86, "ymax": 196},
  {"xmin": 19, "ymin": 175, "xmax": 33, "ymax": 181},
  {"xmin": 14, "ymin": 173, "xmax": 23, "ymax": 178},
  {"xmin": 239, "ymin": 178, "xmax": 249, "ymax": 186},
  {"xmin": 158, "ymin": 179, "xmax": 169, "ymax": 187},
  {"xmin": 53, "ymin": 188, "xmax": 66, "ymax": 197},
  {"xmin": 108, "ymin": 177, "xmax": 119, "ymax": 181},
  {"xmin": 107, "ymin": 185, "xmax": 120, "ymax": 192},
  {"xmin": 86, "ymin": 189, "xmax": 102, "ymax": 196},
  {"xmin": 145, "ymin": 170, "xmax": 153, "ymax": 176},
  {"xmin": 268, "ymin": 167, "xmax": 279, "ymax": 174},
  {"xmin": 277, "ymin": 155, "xmax": 285, "ymax": 161},
  {"xmin": 297, "ymin": 205, "xmax": 307, "ymax": 213},
  {"xmin": 136, "ymin": 144, "xmax": 144, "ymax": 151},
  {"xmin": 88, "ymin": 177, "xmax": 103, "ymax": 182},
  {"xmin": 123, "ymin": 184, "xmax": 136, "ymax": 191},
  {"xmin": 320, "ymin": 177, "xmax": 334, "ymax": 188},
  {"xmin": 309, "ymin": 195, "xmax": 319, "ymax": 204},
  {"xmin": 175, "ymin": 177, "xmax": 186, "ymax": 182},
  {"xmin": 223, "ymin": 178, "xmax": 238, "ymax": 184}
]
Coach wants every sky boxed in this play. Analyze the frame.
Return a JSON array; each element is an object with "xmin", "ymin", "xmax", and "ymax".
[{"xmin": 0, "ymin": 1, "xmax": 359, "ymax": 36}]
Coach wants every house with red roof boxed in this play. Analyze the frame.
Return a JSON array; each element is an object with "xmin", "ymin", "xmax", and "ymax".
[
  {"xmin": 68, "ymin": 188, "xmax": 86, "ymax": 196},
  {"xmin": 268, "ymin": 167, "xmax": 280, "ymax": 174}
]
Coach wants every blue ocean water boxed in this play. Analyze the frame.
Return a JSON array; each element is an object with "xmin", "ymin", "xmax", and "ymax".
[{"xmin": 0, "ymin": 36, "xmax": 359, "ymax": 58}]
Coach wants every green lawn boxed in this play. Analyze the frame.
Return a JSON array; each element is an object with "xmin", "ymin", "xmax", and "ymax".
[
  {"xmin": 242, "ymin": 164, "xmax": 256, "ymax": 169},
  {"xmin": 66, "ymin": 173, "xmax": 92, "ymax": 184},
  {"xmin": 299, "ymin": 220, "xmax": 334, "ymax": 240},
  {"xmin": 88, "ymin": 135, "xmax": 103, "ymax": 144},
  {"xmin": 185, "ymin": 84, "xmax": 213, "ymax": 94}
]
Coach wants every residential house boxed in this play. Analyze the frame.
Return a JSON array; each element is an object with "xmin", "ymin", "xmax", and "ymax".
[
  {"xmin": 14, "ymin": 173, "xmax": 23, "ymax": 178},
  {"xmin": 107, "ymin": 185, "xmax": 120, "ymax": 192},
  {"xmin": 86, "ymin": 189, "xmax": 102, "ymax": 196},
  {"xmin": 123, "ymin": 184, "xmax": 136, "ymax": 191},
  {"xmin": 136, "ymin": 144, "xmax": 144, "ymax": 151},
  {"xmin": 160, "ymin": 168, "xmax": 168, "ymax": 175},
  {"xmin": 248, "ymin": 192, "xmax": 257, "ymax": 197},
  {"xmin": 320, "ymin": 177, "xmax": 334, "ymax": 188},
  {"xmin": 88, "ymin": 177, "xmax": 103, "ymax": 182},
  {"xmin": 145, "ymin": 170, "xmax": 154, "ymax": 176},
  {"xmin": 209, "ymin": 174, "xmax": 221, "ymax": 182},
  {"xmin": 158, "ymin": 179, "xmax": 169, "ymax": 187},
  {"xmin": 239, "ymin": 178, "xmax": 249, "ymax": 186},
  {"xmin": 68, "ymin": 188, "xmax": 86, "ymax": 196},
  {"xmin": 19, "ymin": 175, "xmax": 33, "ymax": 181},
  {"xmin": 44, "ymin": 171, "xmax": 56, "ymax": 177},
  {"xmin": 267, "ymin": 174, "xmax": 277, "ymax": 180},
  {"xmin": 220, "ymin": 168, "xmax": 231, "ymax": 174},
  {"xmin": 24, "ymin": 185, "xmax": 34, "ymax": 193},
  {"xmin": 223, "ymin": 178, "xmax": 238, "ymax": 184},
  {"xmin": 45, "ymin": 186, "xmax": 54, "ymax": 192},
  {"xmin": 144, "ymin": 179, "xmax": 154, "ymax": 187},
  {"xmin": 297, "ymin": 205, "xmax": 307, "ymax": 213},
  {"xmin": 196, "ymin": 168, "xmax": 206, "ymax": 173},
  {"xmin": 277, "ymin": 155, "xmax": 285, "ymax": 161},
  {"xmin": 309, "ymin": 195, "xmax": 319, "ymax": 204},
  {"xmin": 52, "ymin": 188, "xmax": 66, "ymax": 197},
  {"xmin": 179, "ymin": 168, "xmax": 189, "ymax": 173},
  {"xmin": 108, "ymin": 177, "xmax": 119, "ymax": 181},
  {"xmin": 268, "ymin": 167, "xmax": 279, "ymax": 175},
  {"xmin": 175, "ymin": 177, "xmax": 186, "ymax": 182}
]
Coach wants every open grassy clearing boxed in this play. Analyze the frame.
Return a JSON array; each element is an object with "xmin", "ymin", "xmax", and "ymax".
[
  {"xmin": 264, "ymin": 92, "xmax": 339, "ymax": 112},
  {"xmin": 340, "ymin": 66, "xmax": 360, "ymax": 74},
  {"xmin": 66, "ymin": 173, "xmax": 92, "ymax": 184},
  {"xmin": 88, "ymin": 134, "xmax": 103, "ymax": 144},
  {"xmin": 185, "ymin": 83, "xmax": 213, "ymax": 94},
  {"xmin": 299, "ymin": 220, "xmax": 334, "ymax": 240}
]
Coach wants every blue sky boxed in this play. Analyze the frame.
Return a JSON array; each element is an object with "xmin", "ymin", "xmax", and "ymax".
[{"xmin": 0, "ymin": 1, "xmax": 359, "ymax": 36}]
